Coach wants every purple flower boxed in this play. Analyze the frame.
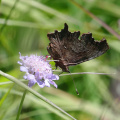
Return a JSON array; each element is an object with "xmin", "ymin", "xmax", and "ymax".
[{"xmin": 18, "ymin": 52, "xmax": 59, "ymax": 88}]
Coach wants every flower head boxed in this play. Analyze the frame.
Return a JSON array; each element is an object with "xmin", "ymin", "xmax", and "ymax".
[{"xmin": 18, "ymin": 52, "xmax": 59, "ymax": 88}]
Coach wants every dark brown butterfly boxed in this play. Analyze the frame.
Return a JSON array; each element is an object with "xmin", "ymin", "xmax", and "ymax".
[{"xmin": 47, "ymin": 23, "xmax": 109, "ymax": 72}]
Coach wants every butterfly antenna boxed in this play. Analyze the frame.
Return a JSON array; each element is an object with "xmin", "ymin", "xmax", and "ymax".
[{"xmin": 68, "ymin": 71, "xmax": 79, "ymax": 95}]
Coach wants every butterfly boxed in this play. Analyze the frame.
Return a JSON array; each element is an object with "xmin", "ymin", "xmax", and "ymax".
[{"xmin": 47, "ymin": 23, "xmax": 109, "ymax": 72}]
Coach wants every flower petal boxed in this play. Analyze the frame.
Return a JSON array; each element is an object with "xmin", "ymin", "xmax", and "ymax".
[
  {"xmin": 49, "ymin": 80, "xmax": 57, "ymax": 88},
  {"xmin": 37, "ymin": 80, "xmax": 45, "ymax": 88},
  {"xmin": 28, "ymin": 80, "xmax": 36, "ymax": 87},
  {"xmin": 23, "ymin": 74, "xmax": 27, "ymax": 79},
  {"xmin": 51, "ymin": 74, "xmax": 59, "ymax": 80},
  {"xmin": 38, "ymin": 83, "xmax": 45, "ymax": 88},
  {"xmin": 27, "ymin": 74, "xmax": 35, "ymax": 81},
  {"xmin": 27, "ymin": 74, "xmax": 36, "ymax": 87},
  {"xmin": 53, "ymin": 82, "xmax": 57, "ymax": 88},
  {"xmin": 35, "ymin": 72, "xmax": 42, "ymax": 80},
  {"xmin": 45, "ymin": 79, "xmax": 50, "ymax": 87},
  {"xmin": 18, "ymin": 61, "xmax": 23, "ymax": 65},
  {"xmin": 20, "ymin": 66, "xmax": 28, "ymax": 72},
  {"xmin": 28, "ymin": 67, "xmax": 34, "ymax": 74}
]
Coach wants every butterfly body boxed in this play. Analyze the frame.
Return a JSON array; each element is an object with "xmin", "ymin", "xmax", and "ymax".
[
  {"xmin": 47, "ymin": 42, "xmax": 69, "ymax": 72},
  {"xmin": 47, "ymin": 23, "xmax": 109, "ymax": 72}
]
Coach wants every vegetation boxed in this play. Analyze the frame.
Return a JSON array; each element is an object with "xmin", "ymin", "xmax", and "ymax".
[{"xmin": 0, "ymin": 0, "xmax": 120, "ymax": 120}]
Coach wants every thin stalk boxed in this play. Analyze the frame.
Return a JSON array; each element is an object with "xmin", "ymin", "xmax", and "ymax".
[
  {"xmin": 69, "ymin": 0, "xmax": 120, "ymax": 40},
  {"xmin": 0, "ymin": 0, "xmax": 19, "ymax": 33},
  {"xmin": 0, "ymin": 70, "xmax": 76, "ymax": 120},
  {"xmin": 16, "ymin": 90, "xmax": 27, "ymax": 120},
  {"xmin": 59, "ymin": 72, "xmax": 115, "ymax": 76}
]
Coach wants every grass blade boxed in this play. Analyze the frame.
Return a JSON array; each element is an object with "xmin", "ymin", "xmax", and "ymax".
[
  {"xmin": 69, "ymin": 0, "xmax": 120, "ymax": 40},
  {"xmin": 0, "ymin": 84, "xmax": 14, "ymax": 107},
  {"xmin": 16, "ymin": 90, "xmax": 26, "ymax": 120}
]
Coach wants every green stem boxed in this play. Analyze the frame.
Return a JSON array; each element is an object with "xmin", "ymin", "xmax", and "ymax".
[
  {"xmin": 0, "ymin": 70, "xmax": 76, "ymax": 120},
  {"xmin": 59, "ymin": 72, "xmax": 115, "ymax": 76}
]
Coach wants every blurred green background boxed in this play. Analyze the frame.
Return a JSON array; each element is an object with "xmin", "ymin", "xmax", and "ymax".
[{"xmin": 0, "ymin": 0, "xmax": 120, "ymax": 120}]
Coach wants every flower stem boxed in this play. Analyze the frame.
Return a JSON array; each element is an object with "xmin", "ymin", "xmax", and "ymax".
[
  {"xmin": 0, "ymin": 70, "xmax": 76, "ymax": 120},
  {"xmin": 59, "ymin": 72, "xmax": 115, "ymax": 76}
]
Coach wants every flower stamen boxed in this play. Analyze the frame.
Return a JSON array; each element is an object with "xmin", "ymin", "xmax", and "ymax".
[{"xmin": 18, "ymin": 52, "xmax": 59, "ymax": 88}]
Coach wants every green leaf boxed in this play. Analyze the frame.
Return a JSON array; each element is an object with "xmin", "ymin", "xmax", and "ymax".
[{"xmin": 0, "ymin": 84, "xmax": 14, "ymax": 107}]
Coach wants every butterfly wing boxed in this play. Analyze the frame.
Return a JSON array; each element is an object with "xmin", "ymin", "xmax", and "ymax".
[
  {"xmin": 62, "ymin": 31, "xmax": 109, "ymax": 65},
  {"xmin": 47, "ymin": 23, "xmax": 109, "ymax": 71},
  {"xmin": 47, "ymin": 27, "xmax": 70, "ymax": 71}
]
